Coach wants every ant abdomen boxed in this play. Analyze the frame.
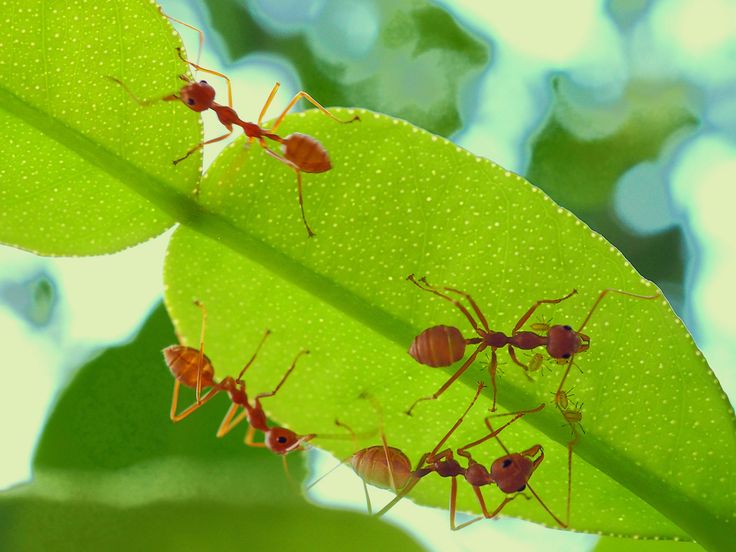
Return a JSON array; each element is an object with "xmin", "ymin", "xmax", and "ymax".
[
  {"xmin": 490, "ymin": 454, "xmax": 534, "ymax": 493},
  {"xmin": 408, "ymin": 325, "xmax": 466, "ymax": 367},
  {"xmin": 283, "ymin": 133, "xmax": 331, "ymax": 173},
  {"xmin": 163, "ymin": 345, "xmax": 215, "ymax": 388},
  {"xmin": 352, "ymin": 445, "xmax": 413, "ymax": 491}
]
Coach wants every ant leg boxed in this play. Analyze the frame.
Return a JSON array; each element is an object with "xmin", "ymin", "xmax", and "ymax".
[
  {"xmin": 554, "ymin": 356, "xmax": 576, "ymax": 409},
  {"xmin": 258, "ymin": 142, "xmax": 315, "ymax": 237},
  {"xmin": 169, "ymin": 380, "xmax": 221, "ymax": 422},
  {"xmin": 265, "ymin": 88, "xmax": 359, "ymax": 132},
  {"xmin": 244, "ymin": 425, "xmax": 268, "ymax": 448},
  {"xmin": 442, "ymin": 286, "xmax": 491, "ymax": 333},
  {"xmin": 577, "ymin": 288, "xmax": 660, "ymax": 333},
  {"xmin": 457, "ymin": 403, "xmax": 545, "ymax": 455},
  {"xmin": 216, "ymin": 403, "xmax": 249, "ymax": 438},
  {"xmin": 235, "ymin": 329, "xmax": 272, "ymax": 382},
  {"xmin": 192, "ymin": 300, "xmax": 207, "ymax": 402},
  {"xmin": 407, "ymin": 275, "xmax": 484, "ymax": 336},
  {"xmin": 258, "ymin": 82, "xmax": 282, "ymax": 126},
  {"xmin": 527, "ymin": 483, "xmax": 567, "ymax": 528},
  {"xmin": 454, "ymin": 488, "xmax": 521, "ymax": 530},
  {"xmin": 175, "ymin": 47, "xmax": 234, "ymax": 108},
  {"xmin": 254, "ymin": 350, "xmax": 309, "ymax": 405},
  {"xmin": 489, "ymin": 349, "xmax": 498, "ymax": 411},
  {"xmin": 107, "ymin": 76, "xmax": 178, "ymax": 106},
  {"xmin": 163, "ymin": 13, "xmax": 205, "ymax": 73},
  {"xmin": 174, "ymin": 128, "xmax": 233, "ymax": 165},
  {"xmin": 507, "ymin": 347, "xmax": 535, "ymax": 382},
  {"xmin": 359, "ymin": 392, "xmax": 400, "ymax": 493},
  {"xmin": 406, "ymin": 346, "xmax": 487, "ymax": 416},
  {"xmin": 512, "ymin": 290, "xmax": 578, "ymax": 334},
  {"xmin": 422, "ymin": 382, "xmax": 485, "ymax": 456}
]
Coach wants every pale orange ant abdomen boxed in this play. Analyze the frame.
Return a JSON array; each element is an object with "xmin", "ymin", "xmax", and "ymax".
[
  {"xmin": 179, "ymin": 81, "xmax": 215, "ymax": 112},
  {"xmin": 546, "ymin": 325, "xmax": 581, "ymax": 359},
  {"xmin": 283, "ymin": 133, "xmax": 331, "ymax": 173},
  {"xmin": 408, "ymin": 325, "xmax": 466, "ymax": 367},
  {"xmin": 351, "ymin": 445, "xmax": 413, "ymax": 491},
  {"xmin": 490, "ymin": 453, "xmax": 534, "ymax": 493},
  {"xmin": 163, "ymin": 345, "xmax": 215, "ymax": 388}
]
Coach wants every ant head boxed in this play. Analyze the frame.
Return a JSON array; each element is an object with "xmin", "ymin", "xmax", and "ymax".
[
  {"xmin": 265, "ymin": 427, "xmax": 302, "ymax": 455},
  {"xmin": 162, "ymin": 345, "xmax": 215, "ymax": 388},
  {"xmin": 490, "ymin": 453, "xmax": 534, "ymax": 493},
  {"xmin": 179, "ymin": 80, "xmax": 215, "ymax": 112},
  {"xmin": 546, "ymin": 325, "xmax": 582, "ymax": 359}
]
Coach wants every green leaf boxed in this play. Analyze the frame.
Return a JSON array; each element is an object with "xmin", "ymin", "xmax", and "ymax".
[
  {"xmin": 0, "ymin": 304, "xmax": 424, "ymax": 552},
  {"xmin": 159, "ymin": 109, "xmax": 734, "ymax": 549},
  {"xmin": 594, "ymin": 536, "xmax": 706, "ymax": 552},
  {"xmin": 202, "ymin": 0, "xmax": 488, "ymax": 136},
  {"xmin": 0, "ymin": 0, "xmax": 202, "ymax": 255}
]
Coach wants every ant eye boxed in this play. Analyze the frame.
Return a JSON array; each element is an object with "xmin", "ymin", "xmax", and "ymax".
[
  {"xmin": 562, "ymin": 353, "xmax": 571, "ymax": 359},
  {"xmin": 277, "ymin": 436, "xmax": 287, "ymax": 444},
  {"xmin": 563, "ymin": 325, "xmax": 572, "ymax": 331},
  {"xmin": 187, "ymin": 98, "xmax": 195, "ymax": 105},
  {"xmin": 516, "ymin": 484, "xmax": 526, "ymax": 492},
  {"xmin": 200, "ymin": 80, "xmax": 207, "ymax": 84},
  {"xmin": 502, "ymin": 459, "xmax": 512, "ymax": 468}
]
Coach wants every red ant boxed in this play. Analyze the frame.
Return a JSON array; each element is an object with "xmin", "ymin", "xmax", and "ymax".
[
  {"xmin": 405, "ymin": 274, "xmax": 660, "ymax": 414},
  {"xmin": 109, "ymin": 14, "xmax": 359, "ymax": 237},
  {"xmin": 310, "ymin": 383, "xmax": 549, "ymax": 529},
  {"xmin": 369, "ymin": 384, "xmax": 554, "ymax": 530},
  {"xmin": 163, "ymin": 301, "xmax": 314, "ymax": 467}
]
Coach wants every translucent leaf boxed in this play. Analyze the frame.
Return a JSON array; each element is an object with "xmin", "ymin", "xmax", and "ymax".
[
  {"xmin": 0, "ymin": 304, "xmax": 424, "ymax": 552},
  {"xmin": 160, "ymin": 109, "xmax": 734, "ymax": 549},
  {"xmin": 0, "ymin": 0, "xmax": 202, "ymax": 255}
]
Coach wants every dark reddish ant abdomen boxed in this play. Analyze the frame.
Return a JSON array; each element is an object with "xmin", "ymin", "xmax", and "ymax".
[
  {"xmin": 179, "ymin": 81, "xmax": 215, "ymax": 112},
  {"xmin": 546, "ymin": 325, "xmax": 581, "ymax": 359},
  {"xmin": 490, "ymin": 453, "xmax": 533, "ymax": 493},
  {"xmin": 510, "ymin": 331, "xmax": 547, "ymax": 350},
  {"xmin": 409, "ymin": 325, "xmax": 466, "ymax": 367},
  {"xmin": 283, "ymin": 133, "xmax": 331, "ymax": 173},
  {"xmin": 162, "ymin": 345, "xmax": 215, "ymax": 388},
  {"xmin": 266, "ymin": 427, "xmax": 300, "ymax": 454},
  {"xmin": 352, "ymin": 446, "xmax": 413, "ymax": 491}
]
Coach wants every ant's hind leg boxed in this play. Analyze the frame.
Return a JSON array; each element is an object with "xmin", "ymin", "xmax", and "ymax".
[
  {"xmin": 265, "ymin": 88, "xmax": 359, "ymax": 132},
  {"xmin": 259, "ymin": 142, "xmax": 316, "ymax": 237}
]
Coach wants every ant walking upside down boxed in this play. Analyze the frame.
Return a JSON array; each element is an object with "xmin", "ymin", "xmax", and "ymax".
[{"xmin": 109, "ymin": 13, "xmax": 359, "ymax": 237}]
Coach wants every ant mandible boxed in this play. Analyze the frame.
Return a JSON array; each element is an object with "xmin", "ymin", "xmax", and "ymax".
[
  {"xmin": 109, "ymin": 13, "xmax": 359, "ymax": 237},
  {"xmin": 405, "ymin": 274, "xmax": 660, "ymax": 415}
]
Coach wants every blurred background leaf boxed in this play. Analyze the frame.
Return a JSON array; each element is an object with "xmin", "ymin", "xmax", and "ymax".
[
  {"xmin": 201, "ymin": 0, "xmax": 488, "ymax": 136},
  {"xmin": 0, "ymin": 304, "xmax": 424, "ymax": 552},
  {"xmin": 526, "ymin": 77, "xmax": 698, "ymax": 310}
]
